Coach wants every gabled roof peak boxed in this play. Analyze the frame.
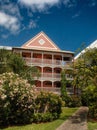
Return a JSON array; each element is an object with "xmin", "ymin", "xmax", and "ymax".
[{"xmin": 22, "ymin": 31, "xmax": 61, "ymax": 51}]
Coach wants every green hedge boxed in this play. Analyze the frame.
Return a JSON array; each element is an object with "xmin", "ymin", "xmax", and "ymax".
[
  {"xmin": 34, "ymin": 92, "xmax": 62, "ymax": 123},
  {"xmin": 81, "ymin": 85, "xmax": 97, "ymax": 119},
  {"xmin": 63, "ymin": 95, "xmax": 81, "ymax": 107}
]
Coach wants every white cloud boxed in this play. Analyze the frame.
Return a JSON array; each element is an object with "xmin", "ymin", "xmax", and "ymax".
[
  {"xmin": 1, "ymin": 34, "xmax": 9, "ymax": 39},
  {"xmin": 0, "ymin": 1, "xmax": 22, "ymax": 34},
  {"xmin": 89, "ymin": 0, "xmax": 97, "ymax": 7},
  {"xmin": 63, "ymin": 0, "xmax": 97, "ymax": 8},
  {"xmin": 72, "ymin": 12, "xmax": 80, "ymax": 18},
  {"xmin": 1, "ymin": 1, "xmax": 22, "ymax": 19},
  {"xmin": 0, "ymin": 12, "xmax": 20, "ymax": 33},
  {"xmin": 18, "ymin": 0, "xmax": 60, "ymax": 11},
  {"xmin": 2, "ymin": 4, "xmax": 21, "ymax": 19},
  {"xmin": 28, "ymin": 20, "xmax": 37, "ymax": 29},
  {"xmin": 63, "ymin": 0, "xmax": 77, "ymax": 8},
  {"xmin": 63, "ymin": 0, "xmax": 70, "ymax": 5}
]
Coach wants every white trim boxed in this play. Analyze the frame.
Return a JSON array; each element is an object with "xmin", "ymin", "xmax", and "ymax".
[
  {"xmin": 13, "ymin": 47, "xmax": 74, "ymax": 54},
  {"xmin": 0, "ymin": 46, "xmax": 12, "ymax": 50},
  {"xmin": 74, "ymin": 40, "xmax": 97, "ymax": 59},
  {"xmin": 25, "ymin": 45, "xmax": 59, "ymax": 50}
]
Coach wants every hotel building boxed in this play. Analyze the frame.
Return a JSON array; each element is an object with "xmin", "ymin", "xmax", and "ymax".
[{"xmin": 13, "ymin": 32, "xmax": 74, "ymax": 94}]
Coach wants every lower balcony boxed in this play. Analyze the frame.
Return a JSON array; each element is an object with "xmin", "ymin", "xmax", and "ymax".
[
  {"xmin": 34, "ymin": 73, "xmax": 73, "ymax": 81},
  {"xmin": 34, "ymin": 73, "xmax": 61, "ymax": 81},
  {"xmin": 35, "ymin": 87, "xmax": 74, "ymax": 95},
  {"xmin": 35, "ymin": 87, "xmax": 61, "ymax": 94}
]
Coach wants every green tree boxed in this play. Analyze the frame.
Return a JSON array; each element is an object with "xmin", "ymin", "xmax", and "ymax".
[
  {"xmin": 0, "ymin": 49, "xmax": 40, "ymax": 85},
  {"xmin": 73, "ymin": 48, "xmax": 97, "ymax": 117},
  {"xmin": 8, "ymin": 53, "xmax": 25, "ymax": 74},
  {"xmin": 0, "ymin": 49, "xmax": 25, "ymax": 74},
  {"xmin": 73, "ymin": 48, "xmax": 97, "ymax": 90},
  {"xmin": 0, "ymin": 49, "xmax": 11, "ymax": 73},
  {"xmin": 9, "ymin": 53, "xmax": 40, "ymax": 85},
  {"xmin": 21, "ymin": 66, "xmax": 40, "ymax": 85}
]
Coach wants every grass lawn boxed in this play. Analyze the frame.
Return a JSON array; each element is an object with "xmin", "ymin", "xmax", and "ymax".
[
  {"xmin": 88, "ymin": 120, "xmax": 97, "ymax": 130},
  {"xmin": 3, "ymin": 107, "xmax": 78, "ymax": 130}
]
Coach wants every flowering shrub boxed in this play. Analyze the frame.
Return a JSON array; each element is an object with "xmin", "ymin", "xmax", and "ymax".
[
  {"xmin": 0, "ymin": 72, "xmax": 62, "ymax": 126},
  {"xmin": 0, "ymin": 72, "xmax": 35, "ymax": 125}
]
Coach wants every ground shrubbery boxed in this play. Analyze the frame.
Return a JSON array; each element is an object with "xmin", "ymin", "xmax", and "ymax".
[
  {"xmin": 33, "ymin": 92, "xmax": 62, "ymax": 123},
  {"xmin": 61, "ymin": 93, "xmax": 81, "ymax": 108},
  {"xmin": 65, "ymin": 95, "xmax": 81, "ymax": 107},
  {"xmin": 0, "ymin": 72, "xmax": 62, "ymax": 126},
  {"xmin": 81, "ymin": 85, "xmax": 97, "ymax": 119}
]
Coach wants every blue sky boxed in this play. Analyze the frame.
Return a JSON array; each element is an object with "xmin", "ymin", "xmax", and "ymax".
[{"xmin": 0, "ymin": 0, "xmax": 97, "ymax": 53}]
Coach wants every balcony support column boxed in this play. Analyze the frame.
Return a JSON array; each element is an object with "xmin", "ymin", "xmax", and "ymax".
[
  {"xmin": 62, "ymin": 54, "xmax": 65, "ymax": 69},
  {"xmin": 20, "ymin": 50, "xmax": 23, "ymax": 57},
  {"xmin": 52, "ymin": 69, "xmax": 54, "ymax": 87},
  {"xmin": 41, "ymin": 52, "xmax": 44, "ymax": 88},
  {"xmin": 41, "ymin": 81, "xmax": 43, "ymax": 88},
  {"xmin": 42, "ymin": 52, "xmax": 44, "ymax": 65},
  {"xmin": 31, "ymin": 52, "xmax": 33, "ymax": 66},
  {"xmin": 52, "ymin": 54, "xmax": 54, "ymax": 87},
  {"xmin": 52, "ymin": 54, "xmax": 54, "ymax": 64},
  {"xmin": 52, "ymin": 82, "xmax": 54, "ymax": 88},
  {"xmin": 19, "ymin": 50, "xmax": 23, "ymax": 57}
]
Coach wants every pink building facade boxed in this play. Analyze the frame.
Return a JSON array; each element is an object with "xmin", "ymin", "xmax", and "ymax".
[{"xmin": 13, "ymin": 32, "xmax": 74, "ymax": 93}]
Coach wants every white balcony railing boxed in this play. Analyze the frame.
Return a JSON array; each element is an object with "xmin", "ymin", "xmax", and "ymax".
[
  {"xmin": 42, "ymin": 73, "xmax": 61, "ymax": 78},
  {"xmin": 35, "ymin": 87, "xmax": 61, "ymax": 94},
  {"xmin": 23, "ymin": 57, "xmax": 72, "ymax": 68},
  {"xmin": 35, "ymin": 87, "xmax": 74, "ymax": 95},
  {"xmin": 34, "ymin": 73, "xmax": 73, "ymax": 81},
  {"xmin": 34, "ymin": 73, "xmax": 61, "ymax": 81}
]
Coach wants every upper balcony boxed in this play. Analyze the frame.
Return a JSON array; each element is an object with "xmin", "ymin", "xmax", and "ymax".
[{"xmin": 23, "ymin": 57, "xmax": 73, "ymax": 69}]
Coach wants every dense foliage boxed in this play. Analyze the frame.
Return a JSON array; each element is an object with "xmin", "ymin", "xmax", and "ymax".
[
  {"xmin": 65, "ymin": 95, "xmax": 81, "ymax": 107},
  {"xmin": 0, "ymin": 72, "xmax": 35, "ymax": 125},
  {"xmin": 60, "ymin": 70, "xmax": 81, "ymax": 108},
  {"xmin": 0, "ymin": 49, "xmax": 40, "ymax": 85},
  {"xmin": 33, "ymin": 92, "xmax": 62, "ymax": 123},
  {"xmin": 73, "ymin": 48, "xmax": 97, "ymax": 90},
  {"xmin": 20, "ymin": 66, "xmax": 40, "ymax": 85},
  {"xmin": 0, "ymin": 72, "xmax": 62, "ymax": 126},
  {"xmin": 8, "ymin": 53, "xmax": 25, "ymax": 74},
  {"xmin": 81, "ymin": 85, "xmax": 97, "ymax": 119},
  {"xmin": 0, "ymin": 49, "xmax": 11, "ymax": 73},
  {"xmin": 74, "ymin": 48, "xmax": 97, "ymax": 119}
]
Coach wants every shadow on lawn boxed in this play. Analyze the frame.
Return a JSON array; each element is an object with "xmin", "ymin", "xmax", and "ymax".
[
  {"xmin": 0, "ymin": 123, "xmax": 28, "ymax": 129},
  {"xmin": 60, "ymin": 115, "xmax": 71, "ymax": 121}
]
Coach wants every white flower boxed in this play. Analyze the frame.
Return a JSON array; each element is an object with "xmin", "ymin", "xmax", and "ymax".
[{"xmin": 1, "ymin": 94, "xmax": 7, "ymax": 100}]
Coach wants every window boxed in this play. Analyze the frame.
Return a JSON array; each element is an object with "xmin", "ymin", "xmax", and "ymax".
[
  {"xmin": 45, "ymin": 68, "xmax": 52, "ymax": 72},
  {"xmin": 63, "ymin": 57, "xmax": 71, "ymax": 61},
  {"xmin": 45, "ymin": 82, "xmax": 52, "ymax": 86}
]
